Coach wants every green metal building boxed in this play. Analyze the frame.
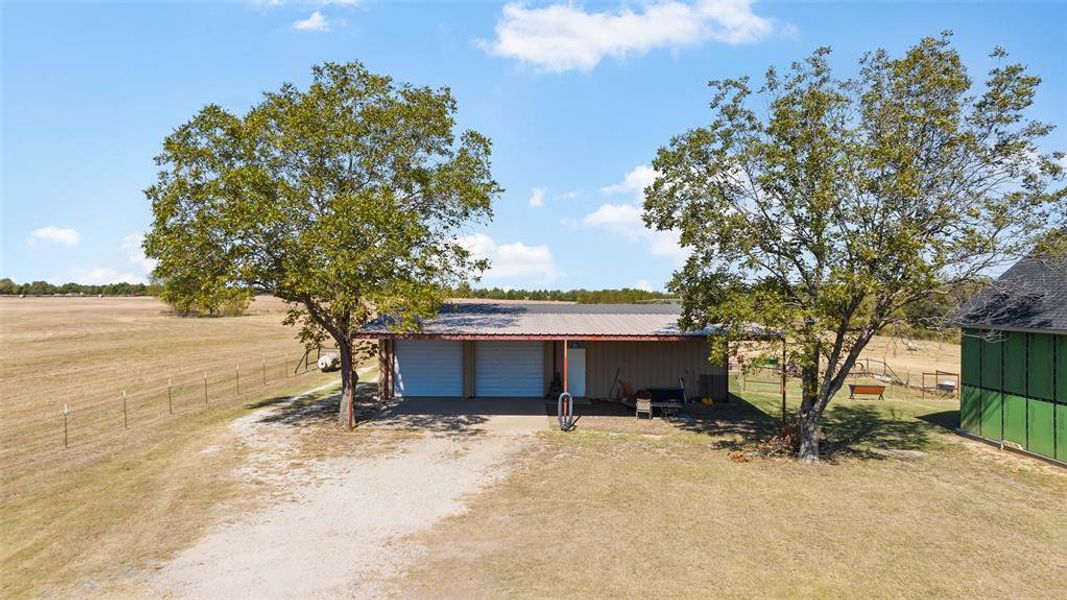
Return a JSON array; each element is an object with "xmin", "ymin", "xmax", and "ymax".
[{"xmin": 957, "ymin": 255, "xmax": 1067, "ymax": 464}]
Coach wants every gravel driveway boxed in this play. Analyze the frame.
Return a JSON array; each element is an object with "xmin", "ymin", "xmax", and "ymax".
[{"xmin": 154, "ymin": 388, "xmax": 547, "ymax": 599}]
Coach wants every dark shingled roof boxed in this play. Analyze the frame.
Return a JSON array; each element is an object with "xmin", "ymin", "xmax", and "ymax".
[
  {"xmin": 357, "ymin": 302, "xmax": 722, "ymax": 338},
  {"xmin": 956, "ymin": 255, "xmax": 1067, "ymax": 333}
]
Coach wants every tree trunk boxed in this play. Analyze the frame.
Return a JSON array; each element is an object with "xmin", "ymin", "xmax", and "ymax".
[
  {"xmin": 797, "ymin": 345, "xmax": 822, "ymax": 463},
  {"xmin": 337, "ymin": 336, "xmax": 357, "ymax": 429},
  {"xmin": 797, "ymin": 407, "xmax": 821, "ymax": 463}
]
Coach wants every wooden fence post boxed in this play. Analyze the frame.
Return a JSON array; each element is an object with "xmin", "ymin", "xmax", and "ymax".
[{"xmin": 122, "ymin": 390, "xmax": 128, "ymax": 429}]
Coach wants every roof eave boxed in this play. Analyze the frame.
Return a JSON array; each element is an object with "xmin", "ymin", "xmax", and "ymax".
[
  {"xmin": 958, "ymin": 323, "xmax": 1067, "ymax": 336},
  {"xmin": 351, "ymin": 332, "xmax": 713, "ymax": 341}
]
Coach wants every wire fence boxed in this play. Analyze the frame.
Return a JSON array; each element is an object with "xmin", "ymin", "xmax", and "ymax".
[{"xmin": 1, "ymin": 347, "xmax": 335, "ymax": 472}]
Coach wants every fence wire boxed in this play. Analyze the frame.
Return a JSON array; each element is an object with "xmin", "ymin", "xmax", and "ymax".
[{"xmin": 1, "ymin": 348, "xmax": 335, "ymax": 471}]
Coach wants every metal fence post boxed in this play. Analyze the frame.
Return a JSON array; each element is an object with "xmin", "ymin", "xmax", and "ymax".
[
  {"xmin": 168, "ymin": 378, "xmax": 174, "ymax": 414},
  {"xmin": 122, "ymin": 390, "xmax": 128, "ymax": 429}
]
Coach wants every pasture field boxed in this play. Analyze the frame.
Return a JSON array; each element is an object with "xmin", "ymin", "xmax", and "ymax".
[
  {"xmin": 0, "ymin": 296, "xmax": 342, "ymax": 597},
  {"xmin": 1, "ymin": 295, "xmax": 327, "ymax": 473}
]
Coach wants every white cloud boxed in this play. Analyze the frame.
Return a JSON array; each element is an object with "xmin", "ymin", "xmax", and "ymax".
[
  {"xmin": 581, "ymin": 202, "xmax": 686, "ymax": 263},
  {"xmin": 71, "ymin": 266, "xmax": 143, "ymax": 285},
  {"xmin": 581, "ymin": 165, "xmax": 687, "ymax": 264},
  {"xmin": 120, "ymin": 232, "xmax": 157, "ymax": 274},
  {"xmin": 635, "ymin": 279, "xmax": 653, "ymax": 292},
  {"xmin": 27, "ymin": 226, "xmax": 80, "ymax": 248},
  {"xmin": 528, "ymin": 187, "xmax": 546, "ymax": 207},
  {"xmin": 483, "ymin": 0, "xmax": 779, "ymax": 73},
  {"xmin": 600, "ymin": 164, "xmax": 658, "ymax": 196},
  {"xmin": 293, "ymin": 10, "xmax": 330, "ymax": 31},
  {"xmin": 459, "ymin": 233, "xmax": 561, "ymax": 283}
]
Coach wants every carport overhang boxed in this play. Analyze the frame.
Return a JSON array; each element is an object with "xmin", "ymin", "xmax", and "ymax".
[
  {"xmin": 351, "ymin": 333, "xmax": 706, "ymax": 342},
  {"xmin": 363, "ymin": 333, "xmax": 720, "ymax": 403}
]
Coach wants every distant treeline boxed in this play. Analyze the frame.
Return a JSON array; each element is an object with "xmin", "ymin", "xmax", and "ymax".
[
  {"xmin": 449, "ymin": 285, "xmax": 674, "ymax": 304},
  {"xmin": 0, "ymin": 278, "xmax": 160, "ymax": 297}
]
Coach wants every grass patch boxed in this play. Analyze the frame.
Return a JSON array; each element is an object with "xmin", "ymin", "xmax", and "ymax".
[{"xmin": 396, "ymin": 379, "xmax": 1067, "ymax": 599}]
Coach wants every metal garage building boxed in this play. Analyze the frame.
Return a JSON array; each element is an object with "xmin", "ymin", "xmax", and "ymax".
[
  {"xmin": 356, "ymin": 302, "xmax": 728, "ymax": 403},
  {"xmin": 956, "ymin": 254, "xmax": 1067, "ymax": 464}
]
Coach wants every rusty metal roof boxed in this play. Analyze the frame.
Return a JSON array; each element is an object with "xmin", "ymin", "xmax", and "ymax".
[{"xmin": 357, "ymin": 302, "xmax": 720, "ymax": 339}]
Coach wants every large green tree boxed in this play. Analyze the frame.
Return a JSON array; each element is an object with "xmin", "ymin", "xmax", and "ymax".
[
  {"xmin": 644, "ymin": 33, "xmax": 1065, "ymax": 461},
  {"xmin": 145, "ymin": 62, "xmax": 500, "ymax": 426}
]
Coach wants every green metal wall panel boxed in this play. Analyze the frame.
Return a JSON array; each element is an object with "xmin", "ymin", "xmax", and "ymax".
[
  {"xmin": 1058, "ymin": 336, "xmax": 1067, "ymax": 403},
  {"xmin": 960, "ymin": 385, "xmax": 981, "ymax": 434},
  {"xmin": 980, "ymin": 389, "xmax": 1003, "ymax": 440},
  {"xmin": 1028, "ymin": 333, "xmax": 1054, "ymax": 401},
  {"xmin": 1027, "ymin": 399, "xmax": 1055, "ymax": 458},
  {"xmin": 1003, "ymin": 393, "xmax": 1028, "ymax": 446},
  {"xmin": 1002, "ymin": 332, "xmax": 1027, "ymax": 396},
  {"xmin": 1057, "ymin": 404, "xmax": 1067, "ymax": 462},
  {"xmin": 961, "ymin": 331, "xmax": 981, "ymax": 386},
  {"xmin": 981, "ymin": 337, "xmax": 1002, "ymax": 390}
]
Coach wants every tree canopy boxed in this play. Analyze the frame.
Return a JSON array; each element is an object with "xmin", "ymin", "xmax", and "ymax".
[
  {"xmin": 145, "ymin": 62, "xmax": 501, "ymax": 426},
  {"xmin": 644, "ymin": 33, "xmax": 1066, "ymax": 460}
]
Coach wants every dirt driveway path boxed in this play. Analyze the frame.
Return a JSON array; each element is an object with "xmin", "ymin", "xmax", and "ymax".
[{"xmin": 154, "ymin": 386, "xmax": 548, "ymax": 599}]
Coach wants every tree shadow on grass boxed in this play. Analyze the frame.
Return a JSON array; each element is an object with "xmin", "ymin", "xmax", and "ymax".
[
  {"xmin": 668, "ymin": 395, "xmax": 941, "ymax": 461},
  {"xmin": 916, "ymin": 410, "xmax": 960, "ymax": 432},
  {"xmin": 667, "ymin": 394, "xmax": 781, "ymax": 451},
  {"xmin": 254, "ymin": 382, "xmax": 378, "ymax": 428},
  {"xmin": 821, "ymin": 404, "xmax": 939, "ymax": 458}
]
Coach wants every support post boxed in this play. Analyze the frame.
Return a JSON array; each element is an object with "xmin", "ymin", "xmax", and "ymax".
[
  {"xmin": 262, "ymin": 359, "xmax": 267, "ymax": 386},
  {"xmin": 63, "ymin": 404, "xmax": 69, "ymax": 448},
  {"xmin": 236, "ymin": 364, "xmax": 240, "ymax": 394},
  {"xmin": 781, "ymin": 336, "xmax": 787, "ymax": 432},
  {"xmin": 204, "ymin": 372, "xmax": 208, "ymax": 405},
  {"xmin": 168, "ymin": 378, "xmax": 173, "ymax": 414},
  {"xmin": 122, "ymin": 390, "xmax": 128, "ymax": 429},
  {"xmin": 562, "ymin": 339, "xmax": 569, "ymax": 394}
]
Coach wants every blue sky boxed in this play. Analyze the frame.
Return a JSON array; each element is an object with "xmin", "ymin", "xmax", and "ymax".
[{"xmin": 2, "ymin": 1, "xmax": 1065, "ymax": 291}]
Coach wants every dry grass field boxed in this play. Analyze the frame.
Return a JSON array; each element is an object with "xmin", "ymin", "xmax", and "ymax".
[
  {"xmin": 859, "ymin": 334, "xmax": 961, "ymax": 381},
  {"xmin": 395, "ymin": 380, "xmax": 1067, "ymax": 599},
  {"xmin": 1, "ymin": 295, "xmax": 324, "ymax": 468},
  {"xmin": 0, "ymin": 296, "xmax": 343, "ymax": 597}
]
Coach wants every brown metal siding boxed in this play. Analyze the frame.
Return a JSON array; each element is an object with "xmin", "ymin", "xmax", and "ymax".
[
  {"xmin": 539, "ymin": 339, "xmax": 725, "ymax": 400},
  {"xmin": 582, "ymin": 339, "xmax": 724, "ymax": 399}
]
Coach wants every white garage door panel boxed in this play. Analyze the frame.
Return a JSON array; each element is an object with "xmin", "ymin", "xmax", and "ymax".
[
  {"xmin": 392, "ymin": 340, "xmax": 462, "ymax": 397},
  {"xmin": 475, "ymin": 341, "xmax": 544, "ymax": 397}
]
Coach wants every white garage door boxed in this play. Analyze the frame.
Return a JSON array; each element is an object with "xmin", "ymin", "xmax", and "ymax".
[
  {"xmin": 475, "ymin": 341, "xmax": 544, "ymax": 397},
  {"xmin": 392, "ymin": 340, "xmax": 463, "ymax": 397}
]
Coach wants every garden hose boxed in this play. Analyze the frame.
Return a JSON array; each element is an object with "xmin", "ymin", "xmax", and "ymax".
[{"xmin": 557, "ymin": 391, "xmax": 575, "ymax": 431}]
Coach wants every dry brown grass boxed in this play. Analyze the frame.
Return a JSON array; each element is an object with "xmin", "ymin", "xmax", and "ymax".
[
  {"xmin": 0, "ymin": 296, "xmax": 326, "ymax": 479},
  {"xmin": 396, "ymin": 381, "xmax": 1066, "ymax": 599},
  {"xmin": 859, "ymin": 334, "xmax": 961, "ymax": 381},
  {"xmin": 0, "ymin": 296, "xmax": 347, "ymax": 598}
]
